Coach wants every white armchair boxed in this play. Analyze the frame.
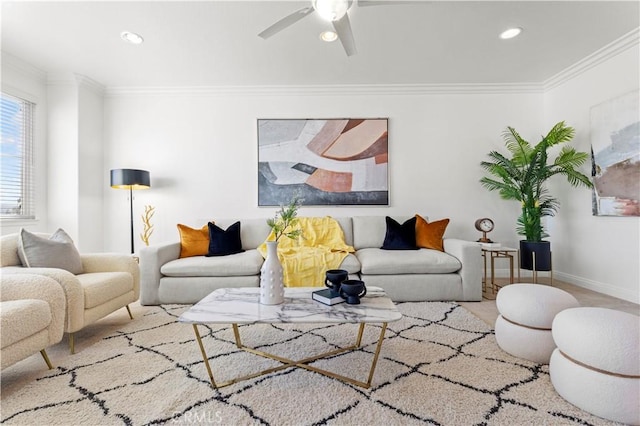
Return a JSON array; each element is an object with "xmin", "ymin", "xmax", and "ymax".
[
  {"xmin": 1, "ymin": 274, "xmax": 66, "ymax": 370},
  {"xmin": 1, "ymin": 232, "xmax": 140, "ymax": 353}
]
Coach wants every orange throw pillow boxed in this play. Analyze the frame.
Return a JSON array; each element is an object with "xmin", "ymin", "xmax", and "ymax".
[
  {"xmin": 177, "ymin": 224, "xmax": 210, "ymax": 258},
  {"xmin": 415, "ymin": 215, "xmax": 450, "ymax": 252}
]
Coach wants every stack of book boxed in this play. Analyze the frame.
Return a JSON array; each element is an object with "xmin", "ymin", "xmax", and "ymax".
[{"xmin": 312, "ymin": 289, "xmax": 344, "ymax": 305}]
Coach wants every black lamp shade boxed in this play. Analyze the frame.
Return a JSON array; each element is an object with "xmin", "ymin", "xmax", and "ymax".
[{"xmin": 110, "ymin": 169, "xmax": 150, "ymax": 190}]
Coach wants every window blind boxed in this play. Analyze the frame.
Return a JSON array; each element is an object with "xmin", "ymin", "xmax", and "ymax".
[{"xmin": 1, "ymin": 92, "xmax": 35, "ymax": 219}]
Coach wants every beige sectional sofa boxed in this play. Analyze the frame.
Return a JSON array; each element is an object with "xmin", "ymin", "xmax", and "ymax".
[{"xmin": 139, "ymin": 216, "xmax": 482, "ymax": 305}]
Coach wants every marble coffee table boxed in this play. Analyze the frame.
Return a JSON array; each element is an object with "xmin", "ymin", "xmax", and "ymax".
[{"xmin": 179, "ymin": 286, "xmax": 402, "ymax": 389}]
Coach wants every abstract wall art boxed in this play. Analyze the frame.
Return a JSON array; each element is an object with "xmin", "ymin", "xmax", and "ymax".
[
  {"xmin": 258, "ymin": 118, "xmax": 389, "ymax": 206},
  {"xmin": 590, "ymin": 90, "xmax": 640, "ymax": 216}
]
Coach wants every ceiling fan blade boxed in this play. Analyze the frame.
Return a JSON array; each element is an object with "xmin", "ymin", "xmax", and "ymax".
[
  {"xmin": 333, "ymin": 14, "xmax": 357, "ymax": 56},
  {"xmin": 258, "ymin": 6, "xmax": 315, "ymax": 39}
]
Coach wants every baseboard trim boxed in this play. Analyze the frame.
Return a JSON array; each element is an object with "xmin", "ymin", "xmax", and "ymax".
[
  {"xmin": 488, "ymin": 268, "xmax": 639, "ymax": 305},
  {"xmin": 552, "ymin": 272, "xmax": 639, "ymax": 305}
]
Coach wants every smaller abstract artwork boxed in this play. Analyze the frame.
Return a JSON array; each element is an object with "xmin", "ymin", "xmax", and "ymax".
[
  {"xmin": 590, "ymin": 90, "xmax": 640, "ymax": 216},
  {"xmin": 258, "ymin": 119, "xmax": 388, "ymax": 206}
]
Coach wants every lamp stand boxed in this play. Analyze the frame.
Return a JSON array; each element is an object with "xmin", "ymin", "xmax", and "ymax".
[
  {"xmin": 110, "ymin": 169, "xmax": 150, "ymax": 254},
  {"xmin": 129, "ymin": 187, "xmax": 134, "ymax": 254}
]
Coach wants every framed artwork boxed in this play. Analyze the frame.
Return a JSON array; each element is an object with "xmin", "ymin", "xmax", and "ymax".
[
  {"xmin": 257, "ymin": 118, "xmax": 389, "ymax": 206},
  {"xmin": 590, "ymin": 90, "xmax": 640, "ymax": 216}
]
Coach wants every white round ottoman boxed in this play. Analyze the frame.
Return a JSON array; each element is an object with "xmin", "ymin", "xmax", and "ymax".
[
  {"xmin": 550, "ymin": 307, "xmax": 640, "ymax": 425},
  {"xmin": 495, "ymin": 284, "xmax": 579, "ymax": 364}
]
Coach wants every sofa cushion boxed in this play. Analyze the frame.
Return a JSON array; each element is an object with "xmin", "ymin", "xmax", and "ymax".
[
  {"xmin": 201, "ymin": 218, "xmax": 271, "ymax": 250},
  {"xmin": 206, "ymin": 221, "xmax": 245, "ymax": 256},
  {"xmin": 338, "ymin": 253, "xmax": 361, "ymax": 274},
  {"xmin": 352, "ymin": 216, "xmax": 420, "ymax": 250},
  {"xmin": 381, "ymin": 216, "xmax": 418, "ymax": 250},
  {"xmin": 77, "ymin": 272, "xmax": 134, "ymax": 309},
  {"xmin": 332, "ymin": 217, "xmax": 353, "ymax": 246},
  {"xmin": 0, "ymin": 299, "xmax": 51, "ymax": 348},
  {"xmin": 356, "ymin": 247, "xmax": 461, "ymax": 274},
  {"xmin": 177, "ymin": 224, "xmax": 209, "ymax": 258},
  {"xmin": 415, "ymin": 215, "xmax": 449, "ymax": 252},
  {"xmin": 161, "ymin": 249, "xmax": 264, "ymax": 277},
  {"xmin": 17, "ymin": 228, "xmax": 83, "ymax": 274}
]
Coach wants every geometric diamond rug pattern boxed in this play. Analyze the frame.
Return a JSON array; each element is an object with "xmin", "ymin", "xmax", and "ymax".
[{"xmin": 0, "ymin": 302, "xmax": 620, "ymax": 425}]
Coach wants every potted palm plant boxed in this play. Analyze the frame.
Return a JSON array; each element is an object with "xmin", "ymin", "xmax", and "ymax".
[{"xmin": 480, "ymin": 121, "xmax": 593, "ymax": 271}]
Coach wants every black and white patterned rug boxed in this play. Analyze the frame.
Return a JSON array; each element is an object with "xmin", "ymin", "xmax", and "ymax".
[{"xmin": 1, "ymin": 302, "xmax": 620, "ymax": 425}]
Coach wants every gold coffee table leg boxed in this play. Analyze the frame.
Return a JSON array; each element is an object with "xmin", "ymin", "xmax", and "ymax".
[
  {"xmin": 232, "ymin": 323, "xmax": 242, "ymax": 348},
  {"xmin": 355, "ymin": 323, "xmax": 365, "ymax": 347},
  {"xmin": 366, "ymin": 322, "xmax": 388, "ymax": 387},
  {"xmin": 193, "ymin": 324, "xmax": 217, "ymax": 388},
  {"xmin": 192, "ymin": 322, "xmax": 389, "ymax": 389}
]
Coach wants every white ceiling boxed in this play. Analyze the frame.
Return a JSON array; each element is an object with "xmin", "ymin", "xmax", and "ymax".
[{"xmin": 2, "ymin": 1, "xmax": 639, "ymax": 88}]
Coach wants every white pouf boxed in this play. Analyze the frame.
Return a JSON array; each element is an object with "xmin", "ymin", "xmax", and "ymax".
[
  {"xmin": 495, "ymin": 284, "xmax": 579, "ymax": 363},
  {"xmin": 550, "ymin": 307, "xmax": 640, "ymax": 425}
]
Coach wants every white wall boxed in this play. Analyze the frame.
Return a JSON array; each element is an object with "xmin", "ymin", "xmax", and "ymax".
[
  {"xmin": 543, "ymin": 43, "xmax": 640, "ymax": 303},
  {"xmin": 46, "ymin": 73, "xmax": 105, "ymax": 251},
  {"xmin": 46, "ymin": 76, "xmax": 80, "ymax": 240},
  {"xmin": 103, "ymin": 89, "xmax": 542, "ymax": 253},
  {"xmin": 78, "ymin": 80, "xmax": 105, "ymax": 252}
]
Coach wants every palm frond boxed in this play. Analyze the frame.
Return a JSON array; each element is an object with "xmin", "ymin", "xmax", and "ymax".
[
  {"xmin": 541, "ymin": 121, "xmax": 575, "ymax": 148},
  {"xmin": 503, "ymin": 126, "xmax": 533, "ymax": 165}
]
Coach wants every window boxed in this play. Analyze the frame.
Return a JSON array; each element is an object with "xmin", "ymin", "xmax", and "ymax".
[{"xmin": 1, "ymin": 92, "xmax": 35, "ymax": 219}]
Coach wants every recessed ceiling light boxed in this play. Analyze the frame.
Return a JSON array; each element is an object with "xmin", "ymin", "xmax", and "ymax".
[
  {"xmin": 499, "ymin": 27, "xmax": 522, "ymax": 40},
  {"xmin": 121, "ymin": 31, "xmax": 144, "ymax": 45},
  {"xmin": 320, "ymin": 31, "xmax": 338, "ymax": 42}
]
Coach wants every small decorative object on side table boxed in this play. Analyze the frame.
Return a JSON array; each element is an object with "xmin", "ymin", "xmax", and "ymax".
[{"xmin": 475, "ymin": 217, "xmax": 494, "ymax": 243}]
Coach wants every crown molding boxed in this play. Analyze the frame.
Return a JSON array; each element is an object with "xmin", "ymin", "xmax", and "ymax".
[
  {"xmin": 1, "ymin": 51, "xmax": 47, "ymax": 82},
  {"xmin": 47, "ymin": 72, "xmax": 105, "ymax": 95},
  {"xmin": 104, "ymin": 82, "xmax": 543, "ymax": 97},
  {"xmin": 544, "ymin": 27, "xmax": 640, "ymax": 91}
]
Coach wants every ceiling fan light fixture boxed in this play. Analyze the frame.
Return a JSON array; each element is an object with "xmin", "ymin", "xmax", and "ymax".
[
  {"xmin": 320, "ymin": 30, "xmax": 338, "ymax": 42},
  {"xmin": 499, "ymin": 27, "xmax": 522, "ymax": 40},
  {"xmin": 313, "ymin": 0, "xmax": 349, "ymax": 22},
  {"xmin": 120, "ymin": 31, "xmax": 144, "ymax": 45}
]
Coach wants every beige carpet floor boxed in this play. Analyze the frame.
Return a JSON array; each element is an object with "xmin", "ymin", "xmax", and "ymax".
[{"xmin": 0, "ymin": 302, "xmax": 621, "ymax": 425}]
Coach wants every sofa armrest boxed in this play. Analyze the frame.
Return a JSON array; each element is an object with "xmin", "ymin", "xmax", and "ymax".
[
  {"xmin": 443, "ymin": 238, "xmax": 482, "ymax": 301},
  {"xmin": 81, "ymin": 253, "xmax": 140, "ymax": 299},
  {"xmin": 139, "ymin": 242, "xmax": 181, "ymax": 305},
  {"xmin": 2, "ymin": 266, "xmax": 85, "ymax": 332},
  {"xmin": 0, "ymin": 274, "xmax": 66, "ymax": 344}
]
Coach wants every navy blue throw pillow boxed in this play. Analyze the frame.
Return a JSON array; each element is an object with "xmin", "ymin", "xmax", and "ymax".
[
  {"xmin": 206, "ymin": 221, "xmax": 245, "ymax": 256},
  {"xmin": 381, "ymin": 216, "xmax": 418, "ymax": 250}
]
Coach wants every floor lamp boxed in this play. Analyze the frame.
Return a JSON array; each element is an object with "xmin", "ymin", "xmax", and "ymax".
[{"xmin": 110, "ymin": 169, "xmax": 151, "ymax": 254}]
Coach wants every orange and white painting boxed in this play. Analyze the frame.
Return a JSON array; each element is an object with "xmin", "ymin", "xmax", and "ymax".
[
  {"xmin": 258, "ymin": 119, "xmax": 388, "ymax": 206},
  {"xmin": 590, "ymin": 91, "xmax": 640, "ymax": 216}
]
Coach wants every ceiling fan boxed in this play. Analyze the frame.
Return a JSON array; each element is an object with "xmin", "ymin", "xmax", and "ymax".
[{"xmin": 258, "ymin": 0, "xmax": 408, "ymax": 57}]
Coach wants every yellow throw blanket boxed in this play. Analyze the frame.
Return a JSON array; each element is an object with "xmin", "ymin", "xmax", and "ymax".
[{"xmin": 258, "ymin": 216, "xmax": 355, "ymax": 287}]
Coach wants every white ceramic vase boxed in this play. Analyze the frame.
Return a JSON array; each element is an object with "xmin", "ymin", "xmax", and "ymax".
[{"xmin": 260, "ymin": 240, "xmax": 284, "ymax": 305}]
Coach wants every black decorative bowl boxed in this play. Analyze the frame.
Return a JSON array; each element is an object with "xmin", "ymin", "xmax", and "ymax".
[
  {"xmin": 339, "ymin": 280, "xmax": 367, "ymax": 305},
  {"xmin": 325, "ymin": 269, "xmax": 349, "ymax": 296}
]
